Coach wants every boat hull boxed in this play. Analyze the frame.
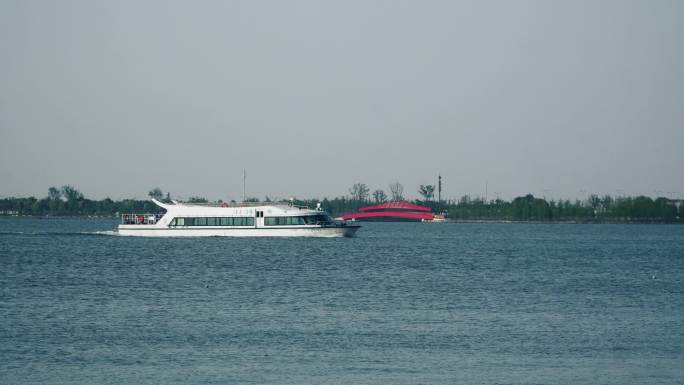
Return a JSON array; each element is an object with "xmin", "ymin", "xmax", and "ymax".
[{"xmin": 117, "ymin": 225, "xmax": 360, "ymax": 237}]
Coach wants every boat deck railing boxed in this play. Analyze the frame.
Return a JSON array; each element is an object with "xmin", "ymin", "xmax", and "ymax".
[
  {"xmin": 180, "ymin": 201, "xmax": 311, "ymax": 210},
  {"xmin": 121, "ymin": 213, "xmax": 164, "ymax": 225}
]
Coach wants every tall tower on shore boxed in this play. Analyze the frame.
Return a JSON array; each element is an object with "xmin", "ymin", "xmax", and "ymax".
[{"xmin": 438, "ymin": 174, "xmax": 442, "ymax": 203}]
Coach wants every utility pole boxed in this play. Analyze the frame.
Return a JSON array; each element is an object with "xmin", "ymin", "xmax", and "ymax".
[
  {"xmin": 242, "ymin": 169, "xmax": 246, "ymax": 202},
  {"xmin": 438, "ymin": 174, "xmax": 442, "ymax": 203}
]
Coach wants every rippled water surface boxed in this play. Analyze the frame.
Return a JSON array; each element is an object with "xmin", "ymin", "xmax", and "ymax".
[{"xmin": 1, "ymin": 218, "xmax": 683, "ymax": 384}]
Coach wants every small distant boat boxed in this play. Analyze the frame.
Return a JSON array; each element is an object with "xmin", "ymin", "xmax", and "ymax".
[
  {"xmin": 117, "ymin": 199, "xmax": 360, "ymax": 237},
  {"xmin": 426, "ymin": 214, "xmax": 446, "ymax": 222}
]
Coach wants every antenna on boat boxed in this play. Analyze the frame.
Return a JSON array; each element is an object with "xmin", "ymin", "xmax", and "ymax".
[{"xmin": 242, "ymin": 169, "xmax": 246, "ymax": 203}]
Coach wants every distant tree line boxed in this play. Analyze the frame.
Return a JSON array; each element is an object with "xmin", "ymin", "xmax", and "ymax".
[
  {"xmin": 0, "ymin": 186, "xmax": 163, "ymax": 217},
  {"xmin": 0, "ymin": 184, "xmax": 681, "ymax": 223},
  {"xmin": 430, "ymin": 194, "xmax": 681, "ymax": 223}
]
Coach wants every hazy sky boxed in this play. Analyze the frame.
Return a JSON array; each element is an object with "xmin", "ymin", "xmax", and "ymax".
[{"xmin": 1, "ymin": 0, "xmax": 682, "ymax": 201}]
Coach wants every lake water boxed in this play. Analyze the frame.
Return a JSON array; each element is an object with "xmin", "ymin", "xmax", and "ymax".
[{"xmin": 1, "ymin": 218, "xmax": 683, "ymax": 384}]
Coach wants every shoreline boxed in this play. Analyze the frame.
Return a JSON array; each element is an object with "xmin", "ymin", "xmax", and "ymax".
[{"xmin": 442, "ymin": 219, "xmax": 683, "ymax": 225}]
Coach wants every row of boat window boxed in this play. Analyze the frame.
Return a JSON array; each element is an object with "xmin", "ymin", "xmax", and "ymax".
[
  {"xmin": 168, "ymin": 215, "xmax": 332, "ymax": 227},
  {"xmin": 170, "ymin": 217, "xmax": 255, "ymax": 226},
  {"xmin": 264, "ymin": 215, "xmax": 331, "ymax": 226}
]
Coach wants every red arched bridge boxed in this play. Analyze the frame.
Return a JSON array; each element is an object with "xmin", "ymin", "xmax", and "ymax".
[{"xmin": 340, "ymin": 201, "xmax": 437, "ymax": 222}]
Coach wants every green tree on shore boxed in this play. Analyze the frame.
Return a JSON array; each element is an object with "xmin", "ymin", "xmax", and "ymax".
[
  {"xmin": 148, "ymin": 187, "xmax": 164, "ymax": 200},
  {"xmin": 372, "ymin": 189, "xmax": 387, "ymax": 203},
  {"xmin": 349, "ymin": 183, "xmax": 370, "ymax": 202},
  {"xmin": 61, "ymin": 185, "xmax": 83, "ymax": 202},
  {"xmin": 418, "ymin": 185, "xmax": 435, "ymax": 201},
  {"xmin": 48, "ymin": 187, "xmax": 62, "ymax": 201}
]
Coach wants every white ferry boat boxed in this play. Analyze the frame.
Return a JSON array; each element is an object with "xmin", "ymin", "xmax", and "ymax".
[{"xmin": 117, "ymin": 199, "xmax": 360, "ymax": 237}]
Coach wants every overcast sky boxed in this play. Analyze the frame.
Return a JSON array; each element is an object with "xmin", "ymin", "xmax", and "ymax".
[{"xmin": 1, "ymin": 0, "xmax": 682, "ymax": 201}]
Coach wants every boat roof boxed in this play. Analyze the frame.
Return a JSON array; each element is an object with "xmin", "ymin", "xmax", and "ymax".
[{"xmin": 151, "ymin": 199, "xmax": 321, "ymax": 216}]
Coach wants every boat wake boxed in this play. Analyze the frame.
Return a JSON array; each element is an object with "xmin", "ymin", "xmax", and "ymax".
[
  {"xmin": 86, "ymin": 230, "xmax": 121, "ymax": 236},
  {"xmin": 0, "ymin": 230, "xmax": 121, "ymax": 236}
]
